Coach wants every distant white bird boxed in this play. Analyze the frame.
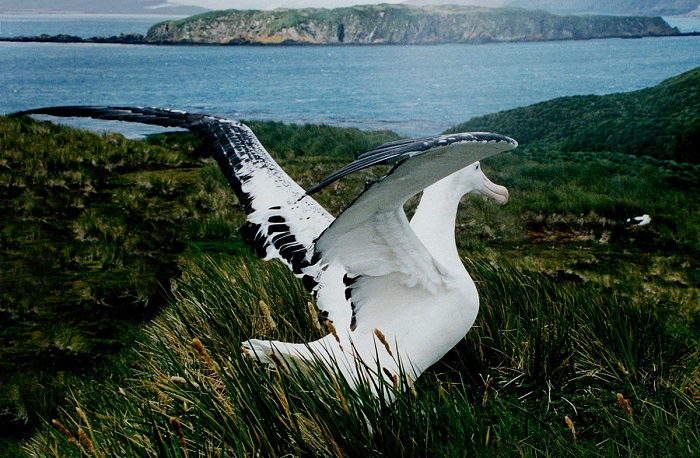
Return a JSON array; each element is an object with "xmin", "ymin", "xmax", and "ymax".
[
  {"xmin": 19, "ymin": 106, "xmax": 516, "ymax": 398},
  {"xmin": 626, "ymin": 214, "xmax": 652, "ymax": 226}
]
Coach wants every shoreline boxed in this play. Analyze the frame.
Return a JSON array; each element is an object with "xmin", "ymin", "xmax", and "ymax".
[{"xmin": 1, "ymin": 30, "xmax": 697, "ymax": 46}]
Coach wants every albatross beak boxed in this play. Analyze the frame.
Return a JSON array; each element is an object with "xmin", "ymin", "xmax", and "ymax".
[{"xmin": 481, "ymin": 175, "xmax": 509, "ymax": 205}]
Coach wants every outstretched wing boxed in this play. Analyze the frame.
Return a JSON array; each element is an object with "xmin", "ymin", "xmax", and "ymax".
[
  {"xmin": 312, "ymin": 133, "xmax": 517, "ymax": 327},
  {"xmin": 307, "ymin": 133, "xmax": 511, "ymax": 194},
  {"xmin": 18, "ymin": 106, "xmax": 333, "ymax": 276}
]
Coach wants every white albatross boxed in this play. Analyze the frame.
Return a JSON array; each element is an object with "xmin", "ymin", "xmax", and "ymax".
[
  {"xmin": 626, "ymin": 214, "xmax": 652, "ymax": 226},
  {"xmin": 18, "ymin": 106, "xmax": 517, "ymax": 397}
]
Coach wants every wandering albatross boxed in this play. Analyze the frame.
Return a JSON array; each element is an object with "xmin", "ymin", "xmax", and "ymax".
[
  {"xmin": 18, "ymin": 106, "xmax": 517, "ymax": 397},
  {"xmin": 626, "ymin": 214, "xmax": 652, "ymax": 226}
]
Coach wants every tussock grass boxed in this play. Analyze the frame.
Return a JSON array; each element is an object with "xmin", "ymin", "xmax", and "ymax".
[
  {"xmin": 2, "ymin": 114, "xmax": 699, "ymax": 455},
  {"xmin": 450, "ymin": 66, "xmax": 700, "ymax": 164},
  {"xmin": 25, "ymin": 252, "xmax": 700, "ymax": 457}
]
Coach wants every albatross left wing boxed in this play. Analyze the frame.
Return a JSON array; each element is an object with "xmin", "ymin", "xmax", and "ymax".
[{"xmin": 17, "ymin": 106, "xmax": 333, "ymax": 276}]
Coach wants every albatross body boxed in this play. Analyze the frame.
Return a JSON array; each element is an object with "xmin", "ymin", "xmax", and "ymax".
[
  {"xmin": 626, "ymin": 214, "xmax": 652, "ymax": 226},
  {"xmin": 19, "ymin": 106, "xmax": 517, "ymax": 397},
  {"xmin": 252, "ymin": 160, "xmax": 511, "ymax": 395}
]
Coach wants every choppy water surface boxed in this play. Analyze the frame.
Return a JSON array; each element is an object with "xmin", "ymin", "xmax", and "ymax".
[{"xmin": 1, "ymin": 15, "xmax": 699, "ymax": 136}]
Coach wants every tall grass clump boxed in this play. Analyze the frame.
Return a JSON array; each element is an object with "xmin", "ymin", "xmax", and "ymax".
[
  {"xmin": 0, "ymin": 115, "xmax": 396, "ymax": 451},
  {"xmin": 25, "ymin": 251, "xmax": 699, "ymax": 457}
]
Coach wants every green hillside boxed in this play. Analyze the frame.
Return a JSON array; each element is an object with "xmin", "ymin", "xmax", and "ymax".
[{"xmin": 450, "ymin": 66, "xmax": 700, "ymax": 164}]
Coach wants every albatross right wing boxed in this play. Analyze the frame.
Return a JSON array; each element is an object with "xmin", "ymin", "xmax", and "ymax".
[{"xmin": 310, "ymin": 133, "xmax": 517, "ymax": 329}]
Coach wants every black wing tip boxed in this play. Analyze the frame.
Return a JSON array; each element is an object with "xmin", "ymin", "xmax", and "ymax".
[
  {"xmin": 434, "ymin": 131, "xmax": 517, "ymax": 148},
  {"xmin": 15, "ymin": 105, "xmax": 141, "ymax": 117},
  {"xmin": 306, "ymin": 131, "xmax": 517, "ymax": 195},
  {"xmin": 306, "ymin": 181, "xmax": 327, "ymax": 196},
  {"xmin": 468, "ymin": 132, "xmax": 518, "ymax": 147},
  {"xmin": 12, "ymin": 105, "xmax": 217, "ymax": 132}
]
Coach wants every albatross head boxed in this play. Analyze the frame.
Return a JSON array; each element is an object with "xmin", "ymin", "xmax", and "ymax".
[{"xmin": 453, "ymin": 162, "xmax": 509, "ymax": 204}]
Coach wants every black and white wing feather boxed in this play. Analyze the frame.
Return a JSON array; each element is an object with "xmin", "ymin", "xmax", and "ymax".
[
  {"xmin": 307, "ymin": 133, "xmax": 511, "ymax": 194},
  {"xmin": 18, "ymin": 106, "xmax": 333, "ymax": 276}
]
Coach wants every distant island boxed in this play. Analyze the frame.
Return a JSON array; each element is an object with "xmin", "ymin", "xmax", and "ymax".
[
  {"xmin": 145, "ymin": 5, "xmax": 682, "ymax": 45},
  {"xmin": 407, "ymin": 0, "xmax": 700, "ymax": 17},
  {"xmin": 1, "ymin": 5, "xmax": 684, "ymax": 46}
]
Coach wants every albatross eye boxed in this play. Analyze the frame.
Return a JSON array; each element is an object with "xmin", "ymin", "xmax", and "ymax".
[{"xmin": 475, "ymin": 164, "xmax": 480, "ymax": 170}]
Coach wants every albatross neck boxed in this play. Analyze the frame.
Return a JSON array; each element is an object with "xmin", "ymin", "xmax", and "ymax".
[{"xmin": 410, "ymin": 177, "xmax": 467, "ymax": 276}]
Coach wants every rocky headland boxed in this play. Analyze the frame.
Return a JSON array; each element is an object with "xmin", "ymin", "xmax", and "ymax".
[
  {"xmin": 1, "ymin": 4, "xmax": 684, "ymax": 46},
  {"xmin": 144, "ymin": 4, "xmax": 681, "ymax": 45}
]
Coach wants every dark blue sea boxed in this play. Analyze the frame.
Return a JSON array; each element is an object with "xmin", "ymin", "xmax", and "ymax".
[{"xmin": 1, "ymin": 14, "xmax": 699, "ymax": 137}]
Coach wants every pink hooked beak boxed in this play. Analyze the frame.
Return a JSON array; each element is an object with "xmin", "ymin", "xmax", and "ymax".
[{"xmin": 481, "ymin": 174, "xmax": 509, "ymax": 204}]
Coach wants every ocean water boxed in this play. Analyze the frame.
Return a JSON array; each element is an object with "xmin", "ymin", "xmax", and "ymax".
[
  {"xmin": 0, "ymin": 14, "xmax": 180, "ymax": 38},
  {"xmin": 1, "ymin": 15, "xmax": 699, "ymax": 137}
]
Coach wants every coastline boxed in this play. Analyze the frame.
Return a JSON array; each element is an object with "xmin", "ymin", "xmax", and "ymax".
[
  {"xmin": 2, "ymin": 6, "xmax": 694, "ymax": 45},
  {"xmin": 1, "ymin": 30, "xmax": 696, "ymax": 46}
]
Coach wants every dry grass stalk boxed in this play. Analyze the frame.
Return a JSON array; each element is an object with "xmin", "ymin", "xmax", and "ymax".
[
  {"xmin": 191, "ymin": 338, "xmax": 235, "ymax": 414},
  {"xmin": 192, "ymin": 338, "xmax": 217, "ymax": 374},
  {"xmin": 373, "ymin": 329, "xmax": 393, "ymax": 357},
  {"xmin": 326, "ymin": 320, "xmax": 343, "ymax": 350},
  {"xmin": 617, "ymin": 393, "xmax": 633, "ymax": 418},
  {"xmin": 170, "ymin": 417, "xmax": 188, "ymax": 457},
  {"xmin": 153, "ymin": 421, "xmax": 165, "ymax": 449},
  {"xmin": 564, "ymin": 416, "xmax": 577, "ymax": 440},
  {"xmin": 308, "ymin": 301, "xmax": 323, "ymax": 332},
  {"xmin": 292, "ymin": 413, "xmax": 334, "ymax": 457},
  {"xmin": 482, "ymin": 377, "xmax": 494, "ymax": 407},
  {"xmin": 406, "ymin": 373, "xmax": 418, "ymax": 397},
  {"xmin": 75, "ymin": 407, "xmax": 90, "ymax": 433},
  {"xmin": 77, "ymin": 428, "xmax": 97, "ymax": 457},
  {"xmin": 259, "ymin": 299, "xmax": 277, "ymax": 331},
  {"xmin": 268, "ymin": 352, "xmax": 289, "ymax": 374},
  {"xmin": 51, "ymin": 419, "xmax": 86, "ymax": 455},
  {"xmin": 640, "ymin": 398, "xmax": 649, "ymax": 414},
  {"xmin": 331, "ymin": 375, "xmax": 349, "ymax": 413},
  {"xmin": 170, "ymin": 375, "xmax": 188, "ymax": 384},
  {"xmin": 241, "ymin": 345, "xmax": 254, "ymax": 360},
  {"xmin": 75, "ymin": 407, "xmax": 98, "ymax": 457}
]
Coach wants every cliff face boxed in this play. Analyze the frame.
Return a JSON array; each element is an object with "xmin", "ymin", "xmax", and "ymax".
[{"xmin": 145, "ymin": 5, "xmax": 679, "ymax": 45}]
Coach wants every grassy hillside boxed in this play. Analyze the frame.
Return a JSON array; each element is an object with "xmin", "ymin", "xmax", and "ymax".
[
  {"xmin": 0, "ymin": 116, "xmax": 398, "ymax": 454},
  {"xmin": 2, "ymin": 67, "xmax": 700, "ymax": 455},
  {"xmin": 450, "ymin": 66, "xmax": 700, "ymax": 164},
  {"xmin": 24, "ymin": 250, "xmax": 700, "ymax": 457}
]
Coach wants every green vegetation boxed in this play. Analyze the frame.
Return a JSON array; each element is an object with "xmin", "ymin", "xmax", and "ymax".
[
  {"xmin": 0, "ymin": 116, "xmax": 397, "ymax": 455},
  {"xmin": 21, "ymin": 252, "xmax": 700, "ymax": 457},
  {"xmin": 450, "ymin": 66, "xmax": 700, "ymax": 164},
  {"xmin": 145, "ymin": 4, "xmax": 678, "ymax": 45},
  {"xmin": 2, "ymin": 67, "xmax": 699, "ymax": 456}
]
